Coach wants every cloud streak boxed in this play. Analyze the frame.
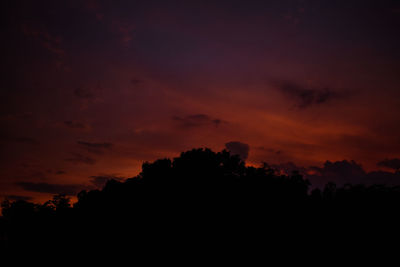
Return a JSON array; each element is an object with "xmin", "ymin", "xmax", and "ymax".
[
  {"xmin": 77, "ymin": 141, "xmax": 113, "ymax": 154},
  {"xmin": 16, "ymin": 182, "xmax": 86, "ymax": 196},
  {"xmin": 5, "ymin": 195, "xmax": 34, "ymax": 201},
  {"xmin": 65, "ymin": 153, "xmax": 97, "ymax": 165},
  {"xmin": 378, "ymin": 158, "xmax": 400, "ymax": 171},
  {"xmin": 271, "ymin": 159, "xmax": 400, "ymax": 189},
  {"xmin": 172, "ymin": 114, "xmax": 225, "ymax": 128},
  {"xmin": 273, "ymin": 80, "xmax": 341, "ymax": 108}
]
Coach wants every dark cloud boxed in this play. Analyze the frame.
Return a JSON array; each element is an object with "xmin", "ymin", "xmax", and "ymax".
[
  {"xmin": 309, "ymin": 160, "xmax": 366, "ymax": 185},
  {"xmin": 65, "ymin": 153, "xmax": 96, "ymax": 165},
  {"xmin": 306, "ymin": 160, "xmax": 369, "ymax": 188},
  {"xmin": 5, "ymin": 195, "xmax": 33, "ymax": 201},
  {"xmin": 212, "ymin": 119, "xmax": 223, "ymax": 127},
  {"xmin": 271, "ymin": 160, "xmax": 400, "ymax": 189},
  {"xmin": 73, "ymin": 84, "xmax": 103, "ymax": 109},
  {"xmin": 270, "ymin": 162, "xmax": 307, "ymax": 175},
  {"xmin": 16, "ymin": 182, "xmax": 86, "ymax": 195},
  {"xmin": 173, "ymin": 114, "xmax": 225, "ymax": 128},
  {"xmin": 15, "ymin": 174, "xmax": 127, "ymax": 196},
  {"xmin": 89, "ymin": 175, "xmax": 126, "ymax": 189},
  {"xmin": 273, "ymin": 80, "xmax": 341, "ymax": 108},
  {"xmin": 64, "ymin": 120, "xmax": 91, "ymax": 131},
  {"xmin": 77, "ymin": 141, "xmax": 113, "ymax": 154},
  {"xmin": 225, "ymin": 141, "xmax": 250, "ymax": 160},
  {"xmin": 257, "ymin": 147, "xmax": 282, "ymax": 155},
  {"xmin": 377, "ymin": 158, "xmax": 400, "ymax": 171}
]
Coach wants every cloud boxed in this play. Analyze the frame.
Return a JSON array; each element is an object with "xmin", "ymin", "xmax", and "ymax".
[
  {"xmin": 309, "ymin": 160, "xmax": 366, "ymax": 184},
  {"xmin": 273, "ymin": 80, "xmax": 341, "ymax": 108},
  {"xmin": 16, "ymin": 182, "xmax": 86, "ymax": 195},
  {"xmin": 270, "ymin": 162, "xmax": 307, "ymax": 175},
  {"xmin": 89, "ymin": 175, "xmax": 126, "ymax": 189},
  {"xmin": 377, "ymin": 158, "xmax": 400, "ymax": 171},
  {"xmin": 5, "ymin": 195, "xmax": 33, "ymax": 202},
  {"xmin": 64, "ymin": 121, "xmax": 92, "ymax": 131},
  {"xmin": 257, "ymin": 146, "xmax": 283, "ymax": 155},
  {"xmin": 73, "ymin": 84, "xmax": 103, "ymax": 109},
  {"xmin": 15, "ymin": 174, "xmax": 127, "ymax": 196},
  {"xmin": 225, "ymin": 141, "xmax": 250, "ymax": 160},
  {"xmin": 270, "ymin": 159, "xmax": 400, "ymax": 188},
  {"xmin": 305, "ymin": 160, "xmax": 371, "ymax": 188},
  {"xmin": 172, "ymin": 114, "xmax": 225, "ymax": 128},
  {"xmin": 65, "ymin": 153, "xmax": 96, "ymax": 165},
  {"xmin": 77, "ymin": 141, "xmax": 113, "ymax": 154}
]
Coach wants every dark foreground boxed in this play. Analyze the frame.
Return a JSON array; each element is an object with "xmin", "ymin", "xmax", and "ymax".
[{"xmin": 1, "ymin": 149, "xmax": 400, "ymax": 255}]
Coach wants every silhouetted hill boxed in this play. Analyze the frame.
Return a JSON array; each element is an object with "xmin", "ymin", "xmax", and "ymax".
[{"xmin": 2, "ymin": 148, "xmax": 400, "ymax": 254}]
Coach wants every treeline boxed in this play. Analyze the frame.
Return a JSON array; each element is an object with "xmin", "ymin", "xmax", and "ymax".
[{"xmin": 1, "ymin": 148, "xmax": 400, "ymax": 251}]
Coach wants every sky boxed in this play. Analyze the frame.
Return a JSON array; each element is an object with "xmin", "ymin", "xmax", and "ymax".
[{"xmin": 1, "ymin": 0, "xmax": 400, "ymax": 203}]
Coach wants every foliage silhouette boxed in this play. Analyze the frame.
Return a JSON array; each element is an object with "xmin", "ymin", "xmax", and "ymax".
[{"xmin": 1, "ymin": 148, "xmax": 400, "ymax": 253}]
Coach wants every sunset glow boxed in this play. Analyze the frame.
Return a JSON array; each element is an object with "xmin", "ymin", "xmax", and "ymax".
[{"xmin": 2, "ymin": 0, "xmax": 400, "ymax": 203}]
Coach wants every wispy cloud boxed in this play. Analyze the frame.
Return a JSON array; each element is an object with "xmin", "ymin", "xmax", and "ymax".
[
  {"xmin": 273, "ymin": 80, "xmax": 342, "ymax": 109},
  {"xmin": 16, "ymin": 182, "xmax": 87, "ymax": 195},
  {"xmin": 65, "ymin": 153, "xmax": 96, "ymax": 165},
  {"xmin": 5, "ymin": 195, "xmax": 34, "ymax": 201},
  {"xmin": 378, "ymin": 158, "xmax": 400, "ymax": 171},
  {"xmin": 271, "ymin": 159, "xmax": 400, "ymax": 189},
  {"xmin": 172, "ymin": 114, "xmax": 226, "ymax": 128},
  {"xmin": 77, "ymin": 141, "xmax": 113, "ymax": 154}
]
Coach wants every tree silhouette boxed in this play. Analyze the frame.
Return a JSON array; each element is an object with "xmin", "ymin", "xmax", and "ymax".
[{"xmin": 1, "ymin": 148, "xmax": 400, "ymax": 253}]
